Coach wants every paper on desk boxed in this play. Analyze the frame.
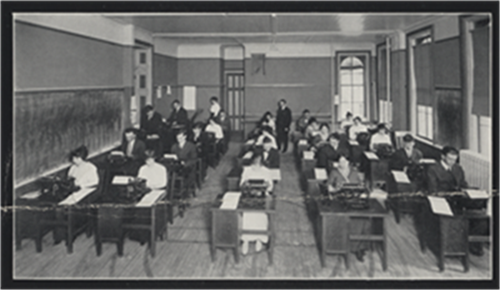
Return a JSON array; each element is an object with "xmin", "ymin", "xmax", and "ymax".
[
  {"xmin": 220, "ymin": 191, "xmax": 241, "ymax": 209},
  {"xmin": 419, "ymin": 158, "xmax": 436, "ymax": 164},
  {"xmin": 20, "ymin": 190, "xmax": 42, "ymax": 200},
  {"xmin": 427, "ymin": 196, "xmax": 454, "ymax": 216},
  {"xmin": 110, "ymin": 151, "xmax": 124, "ymax": 156},
  {"xmin": 243, "ymin": 151, "xmax": 253, "ymax": 159},
  {"xmin": 314, "ymin": 168, "xmax": 328, "ymax": 180},
  {"xmin": 136, "ymin": 190, "xmax": 166, "ymax": 207},
  {"xmin": 269, "ymin": 169, "xmax": 281, "ymax": 181},
  {"xmin": 349, "ymin": 140, "xmax": 359, "ymax": 146},
  {"xmin": 303, "ymin": 151, "xmax": 314, "ymax": 160},
  {"xmin": 58, "ymin": 187, "xmax": 96, "ymax": 206},
  {"xmin": 298, "ymin": 139, "xmax": 308, "ymax": 146},
  {"xmin": 391, "ymin": 170, "xmax": 411, "ymax": 184},
  {"xmin": 163, "ymin": 154, "xmax": 178, "ymax": 160},
  {"xmin": 245, "ymin": 139, "xmax": 255, "ymax": 145},
  {"xmin": 465, "ymin": 189, "xmax": 489, "ymax": 199},
  {"xmin": 371, "ymin": 188, "xmax": 388, "ymax": 200},
  {"xmin": 112, "ymin": 175, "xmax": 134, "ymax": 185},
  {"xmin": 364, "ymin": 152, "xmax": 379, "ymax": 160}
]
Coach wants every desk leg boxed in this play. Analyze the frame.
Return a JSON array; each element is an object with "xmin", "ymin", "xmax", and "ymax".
[
  {"xmin": 67, "ymin": 207, "xmax": 74, "ymax": 254},
  {"xmin": 35, "ymin": 216, "xmax": 43, "ymax": 253},
  {"xmin": 382, "ymin": 217, "xmax": 387, "ymax": 271},
  {"xmin": 210, "ymin": 213, "xmax": 216, "ymax": 262},
  {"xmin": 267, "ymin": 213, "xmax": 274, "ymax": 265},
  {"xmin": 150, "ymin": 207, "xmax": 156, "ymax": 258},
  {"xmin": 320, "ymin": 214, "xmax": 326, "ymax": 268},
  {"xmin": 438, "ymin": 219, "xmax": 445, "ymax": 272}
]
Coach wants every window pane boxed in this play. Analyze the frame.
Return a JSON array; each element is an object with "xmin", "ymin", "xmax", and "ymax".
[
  {"xmin": 352, "ymin": 86, "xmax": 364, "ymax": 102},
  {"xmin": 234, "ymin": 91, "xmax": 239, "ymax": 115},
  {"xmin": 352, "ymin": 68, "xmax": 364, "ymax": 85},
  {"xmin": 228, "ymin": 91, "xmax": 233, "ymax": 115},
  {"xmin": 479, "ymin": 116, "xmax": 491, "ymax": 157},
  {"xmin": 140, "ymin": 52, "xmax": 146, "ymax": 64},
  {"xmin": 417, "ymin": 105, "xmax": 426, "ymax": 137},
  {"xmin": 140, "ymin": 75, "xmax": 146, "ymax": 89},
  {"xmin": 353, "ymin": 102, "xmax": 364, "ymax": 118},
  {"xmin": 234, "ymin": 76, "xmax": 239, "ymax": 88},
  {"xmin": 341, "ymin": 86, "xmax": 352, "ymax": 102},
  {"xmin": 228, "ymin": 76, "xmax": 233, "ymax": 88},
  {"xmin": 340, "ymin": 70, "xmax": 352, "ymax": 84},
  {"xmin": 426, "ymin": 107, "xmax": 433, "ymax": 139}
]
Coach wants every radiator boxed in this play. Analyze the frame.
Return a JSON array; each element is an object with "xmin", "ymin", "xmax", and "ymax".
[{"xmin": 460, "ymin": 149, "xmax": 491, "ymax": 191}]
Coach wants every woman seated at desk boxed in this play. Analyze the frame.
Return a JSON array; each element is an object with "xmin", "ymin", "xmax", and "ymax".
[
  {"xmin": 310, "ymin": 122, "xmax": 330, "ymax": 150},
  {"xmin": 304, "ymin": 117, "xmax": 320, "ymax": 141},
  {"xmin": 369, "ymin": 123, "xmax": 393, "ymax": 152},
  {"xmin": 326, "ymin": 154, "xmax": 369, "ymax": 262},
  {"xmin": 68, "ymin": 145, "xmax": 99, "ymax": 189},
  {"xmin": 137, "ymin": 150, "xmax": 168, "ymax": 190},
  {"xmin": 258, "ymin": 111, "xmax": 276, "ymax": 135},
  {"xmin": 239, "ymin": 152, "xmax": 273, "ymax": 255},
  {"xmin": 348, "ymin": 116, "xmax": 368, "ymax": 141},
  {"xmin": 254, "ymin": 126, "xmax": 278, "ymax": 150},
  {"xmin": 54, "ymin": 146, "xmax": 99, "ymax": 244}
]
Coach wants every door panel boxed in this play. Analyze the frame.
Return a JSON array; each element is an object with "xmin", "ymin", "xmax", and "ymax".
[{"xmin": 226, "ymin": 73, "xmax": 244, "ymax": 139}]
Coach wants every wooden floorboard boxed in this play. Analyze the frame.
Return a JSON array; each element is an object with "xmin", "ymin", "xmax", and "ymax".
[{"xmin": 13, "ymin": 141, "xmax": 493, "ymax": 280}]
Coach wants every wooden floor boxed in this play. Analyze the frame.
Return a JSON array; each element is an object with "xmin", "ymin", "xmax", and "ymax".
[{"xmin": 13, "ymin": 142, "xmax": 492, "ymax": 279}]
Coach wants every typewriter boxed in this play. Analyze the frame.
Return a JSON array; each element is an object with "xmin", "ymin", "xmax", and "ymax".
[
  {"xmin": 446, "ymin": 188, "xmax": 488, "ymax": 213},
  {"xmin": 110, "ymin": 177, "xmax": 150, "ymax": 204},
  {"xmin": 240, "ymin": 179, "xmax": 269, "ymax": 208},
  {"xmin": 374, "ymin": 143, "xmax": 395, "ymax": 159},
  {"xmin": 108, "ymin": 151, "xmax": 128, "ymax": 165},
  {"xmin": 331, "ymin": 183, "xmax": 370, "ymax": 210},
  {"xmin": 37, "ymin": 176, "xmax": 79, "ymax": 201}
]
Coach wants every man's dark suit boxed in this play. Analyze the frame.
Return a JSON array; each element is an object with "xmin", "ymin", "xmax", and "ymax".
[
  {"xmin": 171, "ymin": 141, "xmax": 198, "ymax": 167},
  {"xmin": 276, "ymin": 106, "xmax": 292, "ymax": 152},
  {"xmin": 427, "ymin": 161, "xmax": 468, "ymax": 194},
  {"xmin": 263, "ymin": 148, "xmax": 280, "ymax": 169},
  {"xmin": 389, "ymin": 148, "xmax": 423, "ymax": 171},
  {"xmin": 141, "ymin": 111, "xmax": 164, "ymax": 156},
  {"xmin": 167, "ymin": 107, "xmax": 188, "ymax": 127},
  {"xmin": 315, "ymin": 143, "xmax": 350, "ymax": 172},
  {"xmin": 122, "ymin": 139, "xmax": 146, "ymax": 161}
]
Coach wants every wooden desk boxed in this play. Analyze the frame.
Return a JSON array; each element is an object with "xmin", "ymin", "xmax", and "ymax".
[
  {"xmin": 348, "ymin": 140, "xmax": 364, "ymax": 165},
  {"xmin": 94, "ymin": 184, "xmax": 167, "ymax": 257},
  {"xmin": 420, "ymin": 200, "xmax": 490, "ymax": 272},
  {"xmin": 15, "ymin": 195, "xmax": 56, "ymax": 251},
  {"xmin": 301, "ymin": 151, "xmax": 317, "ymax": 174},
  {"xmin": 211, "ymin": 194, "xmax": 276, "ymax": 264},
  {"xmin": 226, "ymin": 167, "xmax": 243, "ymax": 191},
  {"xmin": 385, "ymin": 171, "xmax": 419, "ymax": 223},
  {"xmin": 304, "ymin": 168, "xmax": 328, "ymax": 197},
  {"xmin": 297, "ymin": 139, "xmax": 309, "ymax": 158},
  {"xmin": 315, "ymin": 198, "xmax": 388, "ymax": 270},
  {"xmin": 362, "ymin": 152, "xmax": 389, "ymax": 188}
]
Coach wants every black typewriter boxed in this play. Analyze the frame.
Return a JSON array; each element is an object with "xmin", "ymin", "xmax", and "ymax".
[
  {"xmin": 109, "ymin": 177, "xmax": 150, "ymax": 204},
  {"xmin": 37, "ymin": 176, "xmax": 80, "ymax": 202},
  {"xmin": 374, "ymin": 143, "xmax": 395, "ymax": 159},
  {"xmin": 107, "ymin": 151, "xmax": 128, "ymax": 166},
  {"xmin": 331, "ymin": 183, "xmax": 370, "ymax": 210},
  {"xmin": 446, "ymin": 189, "xmax": 488, "ymax": 213},
  {"xmin": 239, "ymin": 179, "xmax": 268, "ymax": 207}
]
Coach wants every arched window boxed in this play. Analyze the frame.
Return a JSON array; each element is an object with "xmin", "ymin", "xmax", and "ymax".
[{"xmin": 339, "ymin": 55, "xmax": 366, "ymax": 120}]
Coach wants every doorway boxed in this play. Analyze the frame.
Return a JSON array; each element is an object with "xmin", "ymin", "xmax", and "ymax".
[{"xmin": 131, "ymin": 44, "xmax": 152, "ymax": 127}]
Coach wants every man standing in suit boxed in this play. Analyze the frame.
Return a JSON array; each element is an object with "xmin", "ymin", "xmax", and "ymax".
[
  {"xmin": 262, "ymin": 137, "xmax": 280, "ymax": 169},
  {"xmin": 167, "ymin": 100, "xmax": 188, "ymax": 127},
  {"xmin": 141, "ymin": 105, "xmax": 164, "ymax": 157},
  {"xmin": 122, "ymin": 128, "xmax": 146, "ymax": 161},
  {"xmin": 276, "ymin": 99, "xmax": 292, "ymax": 153}
]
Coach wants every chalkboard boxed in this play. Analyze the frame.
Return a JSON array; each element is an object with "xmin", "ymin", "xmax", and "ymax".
[{"xmin": 14, "ymin": 89, "xmax": 126, "ymax": 185}]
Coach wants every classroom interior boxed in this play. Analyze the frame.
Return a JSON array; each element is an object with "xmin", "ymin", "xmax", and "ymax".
[{"xmin": 12, "ymin": 12, "xmax": 495, "ymax": 280}]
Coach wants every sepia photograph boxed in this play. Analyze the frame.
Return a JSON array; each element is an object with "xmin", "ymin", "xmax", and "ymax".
[{"xmin": 3, "ymin": 2, "xmax": 498, "ymax": 288}]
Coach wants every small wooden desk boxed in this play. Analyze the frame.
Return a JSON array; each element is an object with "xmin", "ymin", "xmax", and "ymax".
[
  {"xmin": 211, "ymin": 194, "xmax": 276, "ymax": 264},
  {"xmin": 362, "ymin": 152, "xmax": 389, "ymax": 188},
  {"xmin": 385, "ymin": 171, "xmax": 419, "ymax": 223},
  {"xmin": 315, "ymin": 198, "xmax": 388, "ymax": 270},
  {"xmin": 226, "ymin": 167, "xmax": 243, "ymax": 191},
  {"xmin": 420, "ymin": 199, "xmax": 490, "ymax": 272},
  {"xmin": 94, "ymin": 185, "xmax": 167, "ymax": 258},
  {"xmin": 301, "ymin": 151, "xmax": 317, "ymax": 174}
]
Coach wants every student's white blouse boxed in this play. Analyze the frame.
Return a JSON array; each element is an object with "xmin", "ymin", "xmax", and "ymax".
[
  {"xmin": 138, "ymin": 162, "xmax": 168, "ymax": 189},
  {"xmin": 68, "ymin": 161, "xmax": 99, "ymax": 188}
]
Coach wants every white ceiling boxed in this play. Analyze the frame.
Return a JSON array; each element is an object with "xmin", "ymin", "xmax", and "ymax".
[{"xmin": 105, "ymin": 13, "xmax": 449, "ymax": 44}]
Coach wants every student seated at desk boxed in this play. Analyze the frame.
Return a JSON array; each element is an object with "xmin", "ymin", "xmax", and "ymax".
[
  {"xmin": 296, "ymin": 109, "xmax": 310, "ymax": 134},
  {"xmin": 369, "ymin": 123, "xmax": 392, "ymax": 152},
  {"xmin": 209, "ymin": 96, "xmax": 222, "ymax": 121},
  {"xmin": 167, "ymin": 100, "xmax": 189, "ymax": 128},
  {"xmin": 348, "ymin": 116, "xmax": 368, "ymax": 141},
  {"xmin": 340, "ymin": 111, "xmax": 354, "ymax": 134},
  {"xmin": 205, "ymin": 117, "xmax": 224, "ymax": 141},
  {"xmin": 259, "ymin": 111, "xmax": 276, "ymax": 135},
  {"xmin": 389, "ymin": 134, "xmax": 423, "ymax": 171},
  {"xmin": 54, "ymin": 146, "xmax": 99, "ymax": 244},
  {"xmin": 326, "ymin": 154, "xmax": 369, "ymax": 262},
  {"xmin": 304, "ymin": 117, "xmax": 320, "ymax": 141},
  {"xmin": 316, "ymin": 133, "xmax": 350, "ymax": 172},
  {"xmin": 310, "ymin": 122, "xmax": 330, "ymax": 150},
  {"xmin": 426, "ymin": 146, "xmax": 486, "ymax": 256},
  {"xmin": 137, "ymin": 150, "xmax": 167, "ymax": 190},
  {"xmin": 171, "ymin": 129, "xmax": 198, "ymax": 168},
  {"xmin": 68, "ymin": 145, "xmax": 99, "ymax": 189},
  {"xmin": 262, "ymin": 137, "xmax": 280, "ymax": 169},
  {"xmin": 255, "ymin": 126, "xmax": 278, "ymax": 150},
  {"xmin": 122, "ymin": 128, "xmax": 146, "ymax": 161},
  {"xmin": 239, "ymin": 152, "xmax": 273, "ymax": 255}
]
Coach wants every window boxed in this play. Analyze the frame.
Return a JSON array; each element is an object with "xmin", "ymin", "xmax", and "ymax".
[
  {"xmin": 339, "ymin": 56, "xmax": 365, "ymax": 120},
  {"xmin": 417, "ymin": 105, "xmax": 433, "ymax": 139},
  {"xmin": 379, "ymin": 100, "xmax": 392, "ymax": 123},
  {"xmin": 140, "ymin": 52, "xmax": 146, "ymax": 64},
  {"xmin": 140, "ymin": 75, "xmax": 146, "ymax": 89},
  {"xmin": 478, "ymin": 115, "xmax": 491, "ymax": 157}
]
